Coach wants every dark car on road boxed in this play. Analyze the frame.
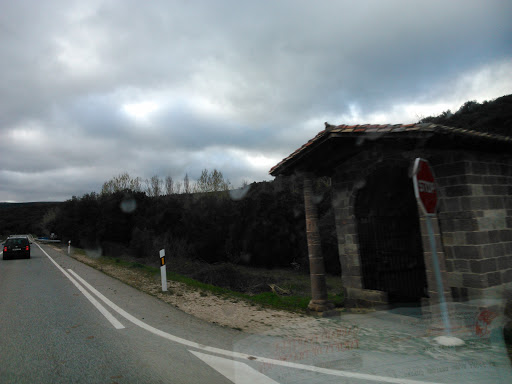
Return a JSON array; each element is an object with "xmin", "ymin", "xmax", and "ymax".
[{"xmin": 2, "ymin": 235, "xmax": 31, "ymax": 260}]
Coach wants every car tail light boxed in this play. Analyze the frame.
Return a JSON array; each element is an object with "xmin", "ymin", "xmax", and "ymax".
[
  {"xmin": 3, "ymin": 246, "xmax": 6, "ymax": 252},
  {"xmin": 26, "ymin": 245, "xmax": 30, "ymax": 251}
]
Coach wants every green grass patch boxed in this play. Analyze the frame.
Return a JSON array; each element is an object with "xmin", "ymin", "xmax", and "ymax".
[
  {"xmin": 73, "ymin": 248, "xmax": 87, "ymax": 256},
  {"xmin": 70, "ymin": 248, "xmax": 344, "ymax": 313},
  {"xmin": 167, "ymin": 270, "xmax": 235, "ymax": 296},
  {"xmin": 328, "ymin": 292, "xmax": 344, "ymax": 307},
  {"xmin": 129, "ymin": 262, "xmax": 146, "ymax": 269},
  {"xmin": 247, "ymin": 292, "xmax": 311, "ymax": 311},
  {"xmin": 100, "ymin": 256, "xmax": 159, "ymax": 274},
  {"xmin": 164, "ymin": 269, "xmax": 313, "ymax": 311}
]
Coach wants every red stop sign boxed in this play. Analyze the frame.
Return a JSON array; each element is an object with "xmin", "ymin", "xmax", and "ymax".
[{"xmin": 413, "ymin": 158, "xmax": 438, "ymax": 215}]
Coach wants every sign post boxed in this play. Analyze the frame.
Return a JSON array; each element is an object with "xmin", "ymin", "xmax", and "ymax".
[
  {"xmin": 160, "ymin": 249, "xmax": 167, "ymax": 292},
  {"xmin": 412, "ymin": 158, "xmax": 464, "ymax": 346},
  {"xmin": 68, "ymin": 240, "xmax": 71, "ymax": 255}
]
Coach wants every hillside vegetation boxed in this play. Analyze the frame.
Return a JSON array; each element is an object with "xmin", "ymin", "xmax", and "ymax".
[
  {"xmin": 40, "ymin": 175, "xmax": 340, "ymax": 276},
  {"xmin": 0, "ymin": 202, "xmax": 61, "ymax": 237},
  {"xmin": 419, "ymin": 94, "xmax": 512, "ymax": 136}
]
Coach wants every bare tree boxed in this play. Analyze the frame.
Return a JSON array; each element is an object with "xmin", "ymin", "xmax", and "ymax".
[
  {"xmin": 101, "ymin": 173, "xmax": 143, "ymax": 194},
  {"xmin": 195, "ymin": 169, "xmax": 231, "ymax": 193},
  {"xmin": 130, "ymin": 176, "xmax": 143, "ymax": 192},
  {"xmin": 184, "ymin": 173, "xmax": 191, "ymax": 194},
  {"xmin": 195, "ymin": 169, "xmax": 210, "ymax": 193},
  {"xmin": 165, "ymin": 176, "xmax": 174, "ymax": 195},
  {"xmin": 175, "ymin": 181, "xmax": 182, "ymax": 194},
  {"xmin": 145, "ymin": 175, "xmax": 162, "ymax": 197},
  {"xmin": 143, "ymin": 178, "xmax": 151, "ymax": 196},
  {"xmin": 101, "ymin": 180, "xmax": 114, "ymax": 195},
  {"xmin": 212, "ymin": 169, "xmax": 230, "ymax": 191}
]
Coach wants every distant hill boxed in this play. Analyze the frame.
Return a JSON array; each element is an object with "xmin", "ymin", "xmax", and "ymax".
[
  {"xmin": 419, "ymin": 94, "xmax": 512, "ymax": 136},
  {"xmin": 0, "ymin": 202, "xmax": 62, "ymax": 236}
]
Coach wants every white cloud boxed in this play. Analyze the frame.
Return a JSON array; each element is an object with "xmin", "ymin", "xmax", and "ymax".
[
  {"xmin": 436, "ymin": 59, "xmax": 512, "ymax": 107},
  {"xmin": 321, "ymin": 60, "xmax": 512, "ymax": 125},
  {"xmin": 0, "ymin": 0, "xmax": 510, "ymax": 201},
  {"xmin": 122, "ymin": 101, "xmax": 160, "ymax": 120}
]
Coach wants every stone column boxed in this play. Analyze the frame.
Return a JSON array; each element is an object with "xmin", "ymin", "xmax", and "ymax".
[{"xmin": 303, "ymin": 174, "xmax": 334, "ymax": 312}]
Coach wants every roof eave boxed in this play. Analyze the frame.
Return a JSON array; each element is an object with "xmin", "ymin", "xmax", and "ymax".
[
  {"xmin": 269, "ymin": 131, "xmax": 332, "ymax": 176},
  {"xmin": 269, "ymin": 123, "xmax": 512, "ymax": 177}
]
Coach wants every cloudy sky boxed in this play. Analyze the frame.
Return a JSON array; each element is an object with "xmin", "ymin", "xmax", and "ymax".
[{"xmin": 1, "ymin": 0, "xmax": 511, "ymax": 202}]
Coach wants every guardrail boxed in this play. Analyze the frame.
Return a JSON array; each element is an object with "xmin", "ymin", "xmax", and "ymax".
[{"xmin": 36, "ymin": 239, "xmax": 62, "ymax": 243}]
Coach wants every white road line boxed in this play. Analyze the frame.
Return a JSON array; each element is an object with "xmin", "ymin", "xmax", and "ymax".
[
  {"xmin": 35, "ymin": 243, "xmax": 125, "ymax": 330},
  {"xmin": 190, "ymin": 351, "xmax": 279, "ymax": 384},
  {"xmin": 67, "ymin": 267, "xmax": 443, "ymax": 384}
]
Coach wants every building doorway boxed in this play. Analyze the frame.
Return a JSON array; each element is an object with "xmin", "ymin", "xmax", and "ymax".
[{"xmin": 355, "ymin": 165, "xmax": 428, "ymax": 305}]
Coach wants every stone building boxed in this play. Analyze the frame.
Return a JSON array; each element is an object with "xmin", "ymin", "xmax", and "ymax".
[{"xmin": 270, "ymin": 123, "xmax": 512, "ymax": 308}]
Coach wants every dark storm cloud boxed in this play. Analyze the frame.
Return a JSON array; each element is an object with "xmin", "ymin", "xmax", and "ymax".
[{"xmin": 0, "ymin": 0, "xmax": 510, "ymax": 201}]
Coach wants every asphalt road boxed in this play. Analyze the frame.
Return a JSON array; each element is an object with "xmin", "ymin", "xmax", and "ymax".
[
  {"xmin": 0, "ymin": 242, "xmax": 264, "ymax": 384},
  {"xmin": 1, "ymin": 241, "xmax": 512, "ymax": 384}
]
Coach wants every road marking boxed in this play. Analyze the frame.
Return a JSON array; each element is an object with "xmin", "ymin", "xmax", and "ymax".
[
  {"xmin": 65, "ymin": 264, "xmax": 443, "ymax": 384},
  {"xmin": 190, "ymin": 351, "xmax": 279, "ymax": 384},
  {"xmin": 35, "ymin": 243, "xmax": 125, "ymax": 330}
]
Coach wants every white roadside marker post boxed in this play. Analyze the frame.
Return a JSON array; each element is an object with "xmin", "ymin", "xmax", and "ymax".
[
  {"xmin": 68, "ymin": 240, "xmax": 71, "ymax": 255},
  {"xmin": 160, "ymin": 249, "xmax": 167, "ymax": 292}
]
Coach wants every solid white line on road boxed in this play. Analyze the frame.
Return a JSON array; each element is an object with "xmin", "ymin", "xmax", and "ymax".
[
  {"xmin": 35, "ymin": 243, "xmax": 125, "ymax": 330},
  {"xmin": 190, "ymin": 351, "xmax": 279, "ymax": 384},
  {"xmin": 66, "ymin": 267, "xmax": 443, "ymax": 384}
]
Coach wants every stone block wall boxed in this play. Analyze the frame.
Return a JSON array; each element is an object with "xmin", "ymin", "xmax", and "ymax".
[
  {"xmin": 331, "ymin": 148, "xmax": 417, "ymax": 308},
  {"xmin": 330, "ymin": 147, "xmax": 512, "ymax": 308},
  {"xmin": 432, "ymin": 153, "xmax": 512, "ymax": 301}
]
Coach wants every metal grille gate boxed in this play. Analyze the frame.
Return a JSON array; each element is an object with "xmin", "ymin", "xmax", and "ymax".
[
  {"xmin": 355, "ymin": 165, "xmax": 427, "ymax": 304},
  {"xmin": 357, "ymin": 215, "xmax": 427, "ymax": 302}
]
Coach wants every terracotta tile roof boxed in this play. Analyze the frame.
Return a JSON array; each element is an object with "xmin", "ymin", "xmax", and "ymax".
[{"xmin": 269, "ymin": 122, "xmax": 512, "ymax": 175}]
